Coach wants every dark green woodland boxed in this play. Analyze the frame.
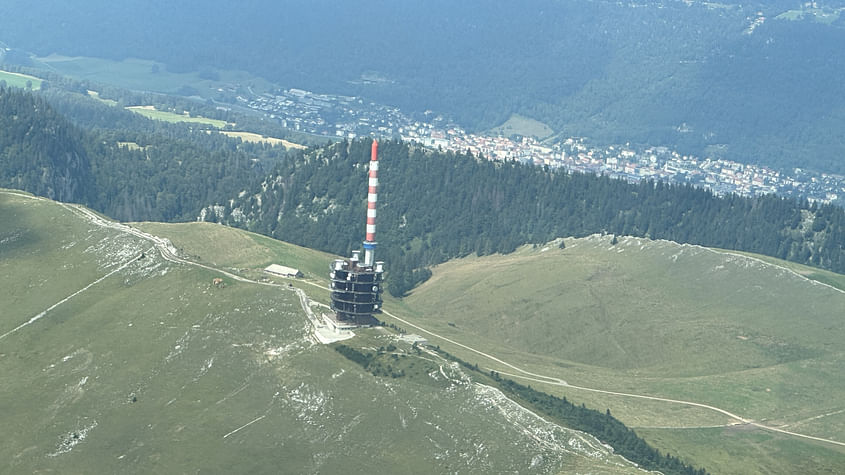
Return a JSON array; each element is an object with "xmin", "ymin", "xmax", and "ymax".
[{"xmin": 1, "ymin": 87, "xmax": 843, "ymax": 298}]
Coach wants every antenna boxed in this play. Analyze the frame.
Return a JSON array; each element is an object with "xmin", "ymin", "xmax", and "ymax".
[{"xmin": 363, "ymin": 140, "xmax": 378, "ymax": 267}]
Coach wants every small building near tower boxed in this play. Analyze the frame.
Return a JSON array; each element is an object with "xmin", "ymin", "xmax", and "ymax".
[{"xmin": 264, "ymin": 264, "xmax": 303, "ymax": 278}]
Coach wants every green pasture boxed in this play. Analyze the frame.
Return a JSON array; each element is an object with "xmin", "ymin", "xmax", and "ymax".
[
  {"xmin": 125, "ymin": 106, "xmax": 229, "ymax": 128},
  {"xmin": 0, "ymin": 70, "xmax": 42, "ymax": 90},
  {"xmin": 487, "ymin": 113, "xmax": 554, "ymax": 140},
  {"xmin": 637, "ymin": 426, "xmax": 845, "ymax": 475},
  {"xmin": 394, "ymin": 235, "xmax": 845, "ymax": 473},
  {"xmin": 0, "ymin": 191, "xmax": 639, "ymax": 473}
]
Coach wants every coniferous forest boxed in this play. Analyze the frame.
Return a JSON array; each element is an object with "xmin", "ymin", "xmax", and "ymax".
[
  {"xmin": 206, "ymin": 139, "xmax": 845, "ymax": 296},
  {"xmin": 1, "ymin": 86, "xmax": 844, "ymax": 298}
]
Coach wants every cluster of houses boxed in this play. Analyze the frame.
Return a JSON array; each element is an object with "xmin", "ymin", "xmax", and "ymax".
[
  {"xmin": 235, "ymin": 86, "xmax": 843, "ymax": 205},
  {"xmin": 406, "ymin": 128, "xmax": 843, "ymax": 204}
]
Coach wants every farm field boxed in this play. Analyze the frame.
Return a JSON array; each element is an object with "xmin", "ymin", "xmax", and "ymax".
[
  {"xmin": 396, "ymin": 235, "xmax": 845, "ymax": 474},
  {"xmin": 487, "ymin": 114, "xmax": 555, "ymax": 140},
  {"xmin": 125, "ymin": 106, "xmax": 230, "ymax": 128},
  {"xmin": 0, "ymin": 190, "xmax": 643, "ymax": 474},
  {"xmin": 0, "ymin": 69, "xmax": 42, "ymax": 90},
  {"xmin": 86, "ymin": 90, "xmax": 118, "ymax": 106},
  {"xmin": 220, "ymin": 131, "xmax": 307, "ymax": 149},
  {"xmin": 122, "ymin": 109, "xmax": 306, "ymax": 149}
]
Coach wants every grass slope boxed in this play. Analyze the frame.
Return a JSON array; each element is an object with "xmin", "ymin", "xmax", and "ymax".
[
  {"xmin": 0, "ymin": 190, "xmax": 642, "ymax": 474},
  {"xmin": 125, "ymin": 106, "xmax": 230, "ymax": 128},
  {"xmin": 487, "ymin": 114, "xmax": 555, "ymax": 140},
  {"xmin": 0, "ymin": 69, "xmax": 42, "ymax": 90},
  {"xmin": 398, "ymin": 235, "xmax": 845, "ymax": 474}
]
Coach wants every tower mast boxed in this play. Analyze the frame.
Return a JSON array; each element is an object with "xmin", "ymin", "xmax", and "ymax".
[
  {"xmin": 363, "ymin": 140, "xmax": 379, "ymax": 267},
  {"xmin": 328, "ymin": 139, "xmax": 385, "ymax": 324}
]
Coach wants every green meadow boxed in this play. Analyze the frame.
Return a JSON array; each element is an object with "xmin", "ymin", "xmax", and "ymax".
[
  {"xmin": 487, "ymin": 114, "xmax": 555, "ymax": 140},
  {"xmin": 125, "ymin": 106, "xmax": 229, "ymax": 128},
  {"xmin": 396, "ymin": 236, "xmax": 845, "ymax": 474},
  {"xmin": 0, "ymin": 69, "xmax": 42, "ymax": 90},
  {"xmin": 0, "ymin": 190, "xmax": 643, "ymax": 474}
]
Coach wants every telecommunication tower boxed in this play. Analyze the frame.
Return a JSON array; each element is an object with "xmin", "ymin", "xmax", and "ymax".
[{"xmin": 329, "ymin": 140, "xmax": 385, "ymax": 323}]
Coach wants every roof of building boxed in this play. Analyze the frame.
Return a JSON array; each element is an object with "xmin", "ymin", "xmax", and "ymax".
[{"xmin": 264, "ymin": 264, "xmax": 301, "ymax": 276}]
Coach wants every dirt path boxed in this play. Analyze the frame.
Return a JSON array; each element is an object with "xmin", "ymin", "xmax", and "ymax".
[
  {"xmin": 0, "ymin": 191, "xmax": 337, "ymax": 346},
  {"xmin": 0, "ymin": 253, "xmax": 143, "ymax": 341},
  {"xmin": 373, "ymin": 308, "xmax": 845, "ymax": 448}
]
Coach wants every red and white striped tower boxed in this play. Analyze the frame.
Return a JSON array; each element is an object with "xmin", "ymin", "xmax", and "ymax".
[{"xmin": 362, "ymin": 140, "xmax": 379, "ymax": 267}]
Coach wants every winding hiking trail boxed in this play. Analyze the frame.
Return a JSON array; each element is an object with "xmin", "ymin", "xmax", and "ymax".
[
  {"xmin": 371, "ymin": 305, "xmax": 845, "ymax": 448},
  {"xmin": 294, "ymin": 273, "xmax": 845, "ymax": 447},
  {"xmin": 1, "ymin": 191, "xmax": 316, "ymax": 343},
  {"xmin": 5, "ymin": 190, "xmax": 843, "ymax": 449}
]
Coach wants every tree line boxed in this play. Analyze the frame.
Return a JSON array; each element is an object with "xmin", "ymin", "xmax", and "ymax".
[
  {"xmin": 435, "ymin": 346, "xmax": 708, "ymax": 475},
  {"xmin": 205, "ymin": 139, "xmax": 845, "ymax": 296},
  {"xmin": 0, "ymin": 86, "xmax": 275, "ymax": 221},
  {"xmin": 1, "ymin": 88, "xmax": 843, "ymax": 297}
]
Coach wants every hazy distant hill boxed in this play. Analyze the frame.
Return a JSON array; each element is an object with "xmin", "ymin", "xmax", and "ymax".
[{"xmin": 3, "ymin": 1, "xmax": 845, "ymax": 173}]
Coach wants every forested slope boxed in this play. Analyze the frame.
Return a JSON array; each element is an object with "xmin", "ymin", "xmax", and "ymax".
[
  {"xmin": 0, "ymin": 87, "xmax": 269, "ymax": 221},
  {"xmin": 204, "ymin": 140, "xmax": 845, "ymax": 295},
  {"xmin": 0, "ymin": 88, "xmax": 94, "ymax": 203},
  {"xmin": 1, "ymin": 88, "xmax": 842, "ymax": 296}
]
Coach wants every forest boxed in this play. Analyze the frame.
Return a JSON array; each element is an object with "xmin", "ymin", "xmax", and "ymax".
[
  {"xmin": 0, "ymin": 87, "xmax": 278, "ymax": 221},
  {"xmin": 206, "ymin": 139, "xmax": 845, "ymax": 296},
  {"xmin": 3, "ymin": 1, "xmax": 845, "ymax": 173},
  {"xmin": 1, "ymin": 87, "xmax": 843, "ymax": 297}
]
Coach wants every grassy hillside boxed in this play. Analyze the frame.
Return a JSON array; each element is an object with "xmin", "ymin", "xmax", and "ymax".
[
  {"xmin": 125, "ymin": 106, "xmax": 230, "ymax": 128},
  {"xmin": 0, "ymin": 189, "xmax": 643, "ymax": 474},
  {"xmin": 134, "ymin": 221, "xmax": 334, "ymax": 285},
  {"xmin": 487, "ymin": 114, "xmax": 555, "ymax": 140},
  {"xmin": 0, "ymin": 69, "xmax": 42, "ymax": 90},
  {"xmin": 397, "ymin": 235, "xmax": 845, "ymax": 474}
]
